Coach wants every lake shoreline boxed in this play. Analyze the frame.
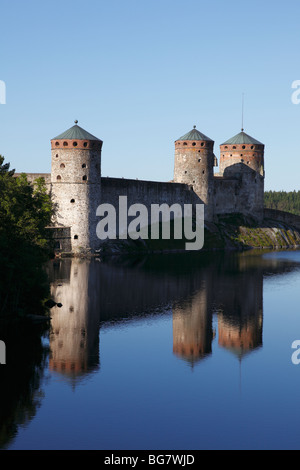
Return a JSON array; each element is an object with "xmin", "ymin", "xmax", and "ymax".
[{"xmin": 53, "ymin": 213, "xmax": 300, "ymax": 258}]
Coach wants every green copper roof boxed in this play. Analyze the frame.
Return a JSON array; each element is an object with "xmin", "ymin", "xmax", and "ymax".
[
  {"xmin": 52, "ymin": 122, "xmax": 102, "ymax": 141},
  {"xmin": 221, "ymin": 131, "xmax": 263, "ymax": 145},
  {"xmin": 176, "ymin": 126, "xmax": 213, "ymax": 142}
]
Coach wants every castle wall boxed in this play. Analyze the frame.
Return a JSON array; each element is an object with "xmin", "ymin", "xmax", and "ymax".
[
  {"xmin": 214, "ymin": 170, "xmax": 264, "ymax": 221},
  {"xmin": 264, "ymin": 208, "xmax": 300, "ymax": 231},
  {"xmin": 100, "ymin": 177, "xmax": 200, "ymax": 235},
  {"xmin": 46, "ymin": 226, "xmax": 72, "ymax": 252},
  {"xmin": 14, "ymin": 173, "xmax": 52, "ymax": 192}
]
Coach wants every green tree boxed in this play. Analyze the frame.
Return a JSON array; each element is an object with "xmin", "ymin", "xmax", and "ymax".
[
  {"xmin": 0, "ymin": 155, "xmax": 54, "ymax": 317},
  {"xmin": 264, "ymin": 190, "xmax": 300, "ymax": 216}
]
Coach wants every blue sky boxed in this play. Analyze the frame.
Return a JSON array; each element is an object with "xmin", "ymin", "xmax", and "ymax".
[{"xmin": 0, "ymin": 0, "xmax": 300, "ymax": 190}]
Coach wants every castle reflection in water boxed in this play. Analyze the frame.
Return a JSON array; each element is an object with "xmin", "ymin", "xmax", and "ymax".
[{"xmin": 46, "ymin": 251, "xmax": 295, "ymax": 382}]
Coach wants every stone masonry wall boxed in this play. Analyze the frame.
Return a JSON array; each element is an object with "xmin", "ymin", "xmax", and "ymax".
[
  {"xmin": 214, "ymin": 171, "xmax": 264, "ymax": 221},
  {"xmin": 173, "ymin": 139, "xmax": 214, "ymax": 221},
  {"xmin": 264, "ymin": 208, "xmax": 300, "ymax": 230},
  {"xmin": 100, "ymin": 177, "xmax": 201, "ymax": 237}
]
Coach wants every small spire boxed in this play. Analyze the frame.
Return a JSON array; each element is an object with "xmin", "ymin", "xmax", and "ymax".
[
  {"xmin": 241, "ymin": 93, "xmax": 244, "ymax": 132},
  {"xmin": 193, "ymin": 125, "xmax": 196, "ymax": 129},
  {"xmin": 74, "ymin": 120, "xmax": 78, "ymax": 125}
]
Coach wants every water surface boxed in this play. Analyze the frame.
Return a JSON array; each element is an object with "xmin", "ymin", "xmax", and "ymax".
[{"xmin": 2, "ymin": 250, "xmax": 300, "ymax": 450}]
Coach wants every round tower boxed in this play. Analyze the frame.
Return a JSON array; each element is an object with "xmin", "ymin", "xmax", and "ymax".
[
  {"xmin": 173, "ymin": 126, "xmax": 216, "ymax": 222},
  {"xmin": 218, "ymin": 129, "xmax": 265, "ymax": 220},
  {"xmin": 219, "ymin": 129, "xmax": 264, "ymax": 177},
  {"xmin": 51, "ymin": 121, "xmax": 103, "ymax": 252}
]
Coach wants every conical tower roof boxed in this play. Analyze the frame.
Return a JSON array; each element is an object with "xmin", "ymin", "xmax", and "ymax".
[
  {"xmin": 221, "ymin": 130, "xmax": 263, "ymax": 146},
  {"xmin": 176, "ymin": 125, "xmax": 213, "ymax": 142},
  {"xmin": 52, "ymin": 121, "xmax": 102, "ymax": 141}
]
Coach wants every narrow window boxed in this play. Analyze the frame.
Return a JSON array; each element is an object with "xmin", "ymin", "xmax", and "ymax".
[
  {"xmin": 82, "ymin": 175, "xmax": 87, "ymax": 181},
  {"xmin": 70, "ymin": 199, "xmax": 75, "ymax": 203},
  {"xmin": 82, "ymin": 163, "xmax": 86, "ymax": 168},
  {"xmin": 74, "ymin": 235, "xmax": 78, "ymax": 240},
  {"xmin": 60, "ymin": 163, "xmax": 65, "ymax": 169},
  {"xmin": 56, "ymin": 175, "xmax": 61, "ymax": 180}
]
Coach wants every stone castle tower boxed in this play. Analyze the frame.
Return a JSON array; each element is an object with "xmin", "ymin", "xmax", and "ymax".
[
  {"xmin": 51, "ymin": 121, "xmax": 103, "ymax": 251},
  {"xmin": 218, "ymin": 129, "xmax": 265, "ymax": 220},
  {"xmin": 173, "ymin": 126, "xmax": 217, "ymax": 222},
  {"xmin": 219, "ymin": 129, "xmax": 264, "ymax": 176}
]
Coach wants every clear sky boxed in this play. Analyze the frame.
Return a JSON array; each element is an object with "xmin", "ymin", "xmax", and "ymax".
[{"xmin": 1, "ymin": 0, "xmax": 300, "ymax": 191}]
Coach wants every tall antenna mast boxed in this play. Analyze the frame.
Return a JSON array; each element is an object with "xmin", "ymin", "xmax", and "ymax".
[{"xmin": 241, "ymin": 93, "xmax": 244, "ymax": 131}]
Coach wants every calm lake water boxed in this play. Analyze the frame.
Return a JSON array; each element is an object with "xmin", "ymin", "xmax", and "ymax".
[{"xmin": 2, "ymin": 249, "xmax": 300, "ymax": 450}]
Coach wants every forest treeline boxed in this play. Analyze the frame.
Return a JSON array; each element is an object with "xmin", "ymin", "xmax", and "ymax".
[
  {"xmin": 264, "ymin": 191, "xmax": 300, "ymax": 216},
  {"xmin": 0, "ymin": 155, "xmax": 54, "ymax": 318}
]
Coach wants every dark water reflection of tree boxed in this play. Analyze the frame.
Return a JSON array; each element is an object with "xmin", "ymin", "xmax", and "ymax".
[{"xmin": 0, "ymin": 320, "xmax": 49, "ymax": 449}]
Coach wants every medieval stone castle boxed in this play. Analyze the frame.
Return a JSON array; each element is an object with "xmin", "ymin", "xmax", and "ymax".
[{"xmin": 19, "ymin": 121, "xmax": 265, "ymax": 252}]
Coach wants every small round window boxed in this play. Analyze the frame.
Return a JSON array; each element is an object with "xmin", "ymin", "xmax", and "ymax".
[
  {"xmin": 63, "ymin": 141, "xmax": 68, "ymax": 147},
  {"xmin": 73, "ymin": 141, "xmax": 78, "ymax": 147}
]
